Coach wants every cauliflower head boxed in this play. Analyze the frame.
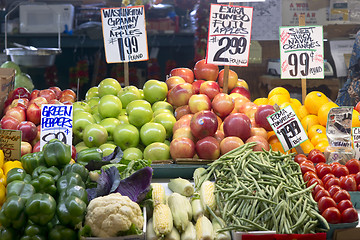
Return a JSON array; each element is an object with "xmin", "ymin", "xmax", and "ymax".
[{"xmin": 85, "ymin": 193, "xmax": 144, "ymax": 237}]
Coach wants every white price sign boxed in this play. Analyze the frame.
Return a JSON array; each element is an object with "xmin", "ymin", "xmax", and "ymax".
[
  {"xmin": 40, "ymin": 104, "xmax": 73, "ymax": 150},
  {"xmin": 267, "ymin": 106, "xmax": 308, "ymax": 152},
  {"xmin": 352, "ymin": 127, "xmax": 360, "ymax": 160},
  {"xmin": 279, "ymin": 26, "xmax": 324, "ymax": 79},
  {"xmin": 101, "ymin": 6, "xmax": 148, "ymax": 63},
  {"xmin": 206, "ymin": 4, "xmax": 253, "ymax": 66}
]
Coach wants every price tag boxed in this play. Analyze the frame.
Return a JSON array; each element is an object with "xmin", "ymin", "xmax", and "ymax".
[
  {"xmin": 267, "ymin": 106, "xmax": 308, "ymax": 152},
  {"xmin": 101, "ymin": 6, "xmax": 148, "ymax": 63},
  {"xmin": 0, "ymin": 129, "xmax": 21, "ymax": 162},
  {"xmin": 352, "ymin": 127, "xmax": 360, "ymax": 160},
  {"xmin": 279, "ymin": 26, "xmax": 324, "ymax": 79},
  {"xmin": 40, "ymin": 104, "xmax": 73, "ymax": 150},
  {"xmin": 206, "ymin": 4, "xmax": 253, "ymax": 66}
]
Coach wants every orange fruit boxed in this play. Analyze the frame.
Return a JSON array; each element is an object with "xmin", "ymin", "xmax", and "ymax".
[
  {"xmin": 271, "ymin": 141, "xmax": 286, "ymax": 154},
  {"xmin": 311, "ymin": 133, "xmax": 328, "ymax": 147},
  {"xmin": 268, "ymin": 87, "xmax": 290, "ymax": 100},
  {"xmin": 268, "ymin": 134, "xmax": 280, "ymax": 144},
  {"xmin": 315, "ymin": 140, "xmax": 329, "ymax": 152},
  {"xmin": 268, "ymin": 95, "xmax": 290, "ymax": 106},
  {"xmin": 308, "ymin": 124, "xmax": 326, "ymax": 139},
  {"xmin": 304, "ymin": 91, "xmax": 329, "ymax": 115},
  {"xmin": 298, "ymin": 105, "xmax": 309, "ymax": 120},
  {"xmin": 318, "ymin": 101, "xmax": 338, "ymax": 126},
  {"xmin": 290, "ymin": 98, "xmax": 302, "ymax": 108},
  {"xmin": 280, "ymin": 102, "xmax": 300, "ymax": 117},
  {"xmin": 353, "ymin": 109, "xmax": 360, "ymax": 127},
  {"xmin": 299, "ymin": 139, "xmax": 315, "ymax": 154},
  {"xmin": 301, "ymin": 115, "xmax": 320, "ymax": 132},
  {"xmin": 267, "ymin": 131, "xmax": 276, "ymax": 140},
  {"xmin": 253, "ymin": 97, "xmax": 269, "ymax": 106}
]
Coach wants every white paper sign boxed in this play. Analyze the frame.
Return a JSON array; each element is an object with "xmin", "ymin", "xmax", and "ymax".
[
  {"xmin": 267, "ymin": 106, "xmax": 308, "ymax": 152},
  {"xmin": 279, "ymin": 26, "xmax": 324, "ymax": 79},
  {"xmin": 352, "ymin": 127, "xmax": 360, "ymax": 160},
  {"xmin": 206, "ymin": 4, "xmax": 253, "ymax": 66},
  {"xmin": 101, "ymin": 6, "xmax": 148, "ymax": 63},
  {"xmin": 40, "ymin": 104, "xmax": 73, "ymax": 150}
]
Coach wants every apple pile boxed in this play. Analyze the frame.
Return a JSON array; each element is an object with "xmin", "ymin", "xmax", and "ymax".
[
  {"xmin": 167, "ymin": 59, "xmax": 275, "ymax": 160},
  {"xmin": 0, "ymin": 86, "xmax": 77, "ymax": 156}
]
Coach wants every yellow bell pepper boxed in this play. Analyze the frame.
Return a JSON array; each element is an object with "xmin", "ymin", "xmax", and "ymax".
[
  {"xmin": 0, "ymin": 149, "xmax": 4, "ymax": 169},
  {"xmin": 0, "ymin": 183, "xmax": 5, "ymax": 206},
  {"xmin": 0, "ymin": 168, "xmax": 6, "ymax": 186},
  {"xmin": 3, "ymin": 160, "xmax": 23, "ymax": 176}
]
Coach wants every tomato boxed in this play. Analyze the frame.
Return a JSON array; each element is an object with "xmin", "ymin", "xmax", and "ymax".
[
  {"xmin": 345, "ymin": 159, "xmax": 360, "ymax": 174},
  {"xmin": 312, "ymin": 184, "xmax": 325, "ymax": 197},
  {"xmin": 330, "ymin": 162, "xmax": 342, "ymax": 171},
  {"xmin": 341, "ymin": 208, "xmax": 359, "ymax": 223},
  {"xmin": 294, "ymin": 154, "xmax": 308, "ymax": 165},
  {"xmin": 337, "ymin": 200, "xmax": 353, "ymax": 213},
  {"xmin": 314, "ymin": 189, "xmax": 331, "ymax": 202},
  {"xmin": 332, "ymin": 189, "xmax": 351, "ymax": 203},
  {"xmin": 303, "ymin": 171, "xmax": 318, "ymax": 182},
  {"xmin": 358, "ymin": 184, "xmax": 360, "ymax": 191},
  {"xmin": 307, "ymin": 177, "xmax": 323, "ymax": 188},
  {"xmin": 307, "ymin": 149, "xmax": 326, "ymax": 163},
  {"xmin": 332, "ymin": 165, "xmax": 350, "ymax": 178},
  {"xmin": 300, "ymin": 162, "xmax": 316, "ymax": 175},
  {"xmin": 339, "ymin": 175, "xmax": 357, "ymax": 191},
  {"xmin": 318, "ymin": 196, "xmax": 337, "ymax": 213},
  {"xmin": 322, "ymin": 207, "xmax": 341, "ymax": 224},
  {"xmin": 317, "ymin": 164, "xmax": 332, "ymax": 179},
  {"xmin": 315, "ymin": 162, "xmax": 328, "ymax": 171},
  {"xmin": 322, "ymin": 173, "xmax": 336, "ymax": 186},
  {"xmin": 354, "ymin": 172, "xmax": 360, "ymax": 185},
  {"xmin": 328, "ymin": 185, "xmax": 342, "ymax": 197},
  {"xmin": 324, "ymin": 177, "xmax": 340, "ymax": 190}
]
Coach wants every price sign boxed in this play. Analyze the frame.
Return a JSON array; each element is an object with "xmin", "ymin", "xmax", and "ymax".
[
  {"xmin": 101, "ymin": 6, "xmax": 148, "ymax": 63},
  {"xmin": 352, "ymin": 127, "xmax": 360, "ymax": 160},
  {"xmin": 206, "ymin": 4, "xmax": 253, "ymax": 66},
  {"xmin": 279, "ymin": 26, "xmax": 324, "ymax": 79},
  {"xmin": 0, "ymin": 129, "xmax": 21, "ymax": 162},
  {"xmin": 267, "ymin": 106, "xmax": 308, "ymax": 152},
  {"xmin": 40, "ymin": 104, "xmax": 73, "ymax": 150}
]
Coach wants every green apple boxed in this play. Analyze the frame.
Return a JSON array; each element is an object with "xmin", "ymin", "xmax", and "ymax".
[
  {"xmin": 98, "ymin": 95, "xmax": 122, "ymax": 118},
  {"xmin": 98, "ymin": 78, "xmax": 122, "ymax": 97},
  {"xmin": 117, "ymin": 115, "xmax": 129, "ymax": 124},
  {"xmin": 73, "ymin": 112, "xmax": 96, "ymax": 139},
  {"xmin": 143, "ymin": 142, "xmax": 170, "ymax": 161},
  {"xmin": 83, "ymin": 123, "xmax": 108, "ymax": 147},
  {"xmin": 117, "ymin": 86, "xmax": 141, "ymax": 109},
  {"xmin": 153, "ymin": 109, "xmax": 172, "ymax": 117},
  {"xmin": 119, "ymin": 109, "xmax": 127, "ymax": 116},
  {"xmin": 91, "ymin": 105, "xmax": 99, "ymax": 115},
  {"xmin": 73, "ymin": 101, "xmax": 91, "ymax": 113},
  {"xmin": 143, "ymin": 80, "xmax": 168, "ymax": 104},
  {"xmin": 99, "ymin": 118, "xmax": 121, "ymax": 141},
  {"xmin": 1, "ymin": 61, "xmax": 21, "ymax": 75},
  {"xmin": 75, "ymin": 141, "xmax": 88, "ymax": 152},
  {"xmin": 99, "ymin": 142, "xmax": 117, "ymax": 157},
  {"xmin": 140, "ymin": 122, "xmax": 166, "ymax": 146},
  {"xmin": 164, "ymin": 139, "xmax": 170, "ymax": 146},
  {"xmin": 85, "ymin": 86, "xmax": 99, "ymax": 102},
  {"xmin": 122, "ymin": 147, "xmax": 143, "ymax": 161},
  {"xmin": 87, "ymin": 97, "xmax": 100, "ymax": 108},
  {"xmin": 126, "ymin": 100, "xmax": 153, "ymax": 128},
  {"xmin": 152, "ymin": 101, "xmax": 174, "ymax": 113},
  {"xmin": 92, "ymin": 113, "xmax": 103, "ymax": 124},
  {"xmin": 139, "ymin": 89, "xmax": 144, "ymax": 99},
  {"xmin": 153, "ymin": 113, "xmax": 176, "ymax": 139},
  {"xmin": 113, "ymin": 123, "xmax": 140, "ymax": 150}
]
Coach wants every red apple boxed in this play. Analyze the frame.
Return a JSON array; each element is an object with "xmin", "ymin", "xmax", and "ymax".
[
  {"xmin": 30, "ymin": 89, "xmax": 40, "ymax": 100},
  {"xmin": 49, "ymin": 86, "xmax": 62, "ymax": 99},
  {"xmin": 166, "ymin": 76, "xmax": 186, "ymax": 90},
  {"xmin": 214, "ymin": 130, "xmax": 225, "ymax": 143},
  {"xmin": 10, "ymin": 98, "xmax": 29, "ymax": 111},
  {"xmin": 173, "ymin": 114, "xmax": 193, "ymax": 133},
  {"xmin": 5, "ymin": 106, "xmax": 26, "ymax": 122},
  {"xmin": 17, "ymin": 121, "xmax": 37, "ymax": 142},
  {"xmin": 223, "ymin": 113, "xmax": 251, "ymax": 141},
  {"xmin": 190, "ymin": 110, "xmax": 218, "ymax": 139},
  {"xmin": 172, "ymin": 127, "xmax": 195, "ymax": 142},
  {"xmin": 60, "ymin": 89, "xmax": 77, "ymax": 98},
  {"xmin": 9, "ymin": 87, "xmax": 31, "ymax": 100},
  {"xmin": 238, "ymin": 102, "xmax": 258, "ymax": 119},
  {"xmin": 194, "ymin": 59, "xmax": 219, "ymax": 81},
  {"xmin": 230, "ymin": 86, "xmax": 251, "ymax": 100},
  {"xmin": 21, "ymin": 141, "xmax": 32, "ymax": 156},
  {"xmin": 170, "ymin": 68, "xmax": 194, "ymax": 84},
  {"xmin": 0, "ymin": 115, "xmax": 21, "ymax": 130},
  {"xmin": 170, "ymin": 137, "xmax": 195, "ymax": 159},
  {"xmin": 32, "ymin": 141, "xmax": 40, "ymax": 152},
  {"xmin": 192, "ymin": 80, "xmax": 205, "ymax": 94},
  {"xmin": 59, "ymin": 94, "xmax": 75, "ymax": 104},
  {"xmin": 217, "ymin": 69, "xmax": 238, "ymax": 91},
  {"xmin": 199, "ymin": 81, "xmax": 220, "ymax": 100},
  {"xmin": 48, "ymin": 99, "xmax": 62, "ymax": 105},
  {"xmin": 355, "ymin": 102, "xmax": 360, "ymax": 113},
  {"xmin": 220, "ymin": 136, "xmax": 244, "ymax": 155},
  {"xmin": 250, "ymin": 127, "xmax": 268, "ymax": 139},
  {"xmin": 212, "ymin": 93, "xmax": 234, "ymax": 119},
  {"xmin": 29, "ymin": 96, "xmax": 48, "ymax": 106},
  {"xmin": 235, "ymin": 79, "xmax": 249, "ymax": 89},
  {"xmin": 39, "ymin": 89, "xmax": 56, "ymax": 102},
  {"xmin": 31, "ymin": 125, "xmax": 41, "ymax": 147},
  {"xmin": 71, "ymin": 145, "xmax": 76, "ymax": 160},
  {"xmin": 195, "ymin": 136, "xmax": 220, "ymax": 160},
  {"xmin": 216, "ymin": 115, "xmax": 223, "ymax": 130},
  {"xmin": 167, "ymin": 83, "xmax": 194, "ymax": 107},
  {"xmin": 188, "ymin": 94, "xmax": 212, "ymax": 114},
  {"xmin": 254, "ymin": 105, "xmax": 276, "ymax": 131},
  {"xmin": 245, "ymin": 135, "xmax": 270, "ymax": 151},
  {"xmin": 26, "ymin": 103, "xmax": 42, "ymax": 125},
  {"xmin": 174, "ymin": 105, "xmax": 191, "ymax": 120},
  {"xmin": 232, "ymin": 94, "xmax": 251, "ymax": 113}
]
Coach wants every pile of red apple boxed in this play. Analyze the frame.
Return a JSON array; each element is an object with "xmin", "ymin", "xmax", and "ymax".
[
  {"xmin": 167, "ymin": 59, "xmax": 276, "ymax": 160},
  {"xmin": 0, "ymin": 86, "xmax": 77, "ymax": 156}
]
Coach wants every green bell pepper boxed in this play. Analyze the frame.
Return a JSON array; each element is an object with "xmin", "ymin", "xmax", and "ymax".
[
  {"xmin": 57, "ymin": 195, "xmax": 87, "ymax": 228},
  {"xmin": 57, "ymin": 172, "xmax": 85, "ymax": 193},
  {"xmin": 32, "ymin": 166, "xmax": 61, "ymax": 181},
  {"xmin": 59, "ymin": 183, "xmax": 88, "ymax": 204},
  {"xmin": 48, "ymin": 225, "xmax": 78, "ymax": 240},
  {"xmin": 6, "ymin": 168, "xmax": 31, "ymax": 184},
  {"xmin": 0, "ymin": 227, "xmax": 18, "ymax": 240},
  {"xmin": 25, "ymin": 193, "xmax": 56, "ymax": 226},
  {"xmin": 20, "ymin": 220, "xmax": 47, "ymax": 240},
  {"xmin": 0, "ymin": 195, "xmax": 27, "ymax": 229},
  {"xmin": 76, "ymin": 147, "xmax": 103, "ymax": 166},
  {"xmin": 30, "ymin": 173, "xmax": 57, "ymax": 197},
  {"xmin": 43, "ymin": 139, "xmax": 71, "ymax": 168},
  {"xmin": 63, "ymin": 163, "xmax": 89, "ymax": 182},
  {"xmin": 21, "ymin": 151, "xmax": 46, "ymax": 175},
  {"xmin": 6, "ymin": 180, "xmax": 35, "ymax": 200}
]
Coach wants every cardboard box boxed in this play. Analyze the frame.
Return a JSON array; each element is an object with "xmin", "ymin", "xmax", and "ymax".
[
  {"xmin": 0, "ymin": 68, "xmax": 15, "ymax": 116},
  {"xmin": 333, "ymin": 227, "xmax": 360, "ymax": 240}
]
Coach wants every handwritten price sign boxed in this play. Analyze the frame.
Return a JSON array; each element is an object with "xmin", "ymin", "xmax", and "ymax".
[
  {"xmin": 40, "ymin": 104, "xmax": 73, "ymax": 150},
  {"xmin": 101, "ymin": 6, "xmax": 148, "ymax": 63},
  {"xmin": 206, "ymin": 4, "xmax": 253, "ymax": 66},
  {"xmin": 267, "ymin": 106, "xmax": 308, "ymax": 152},
  {"xmin": 279, "ymin": 26, "xmax": 324, "ymax": 79},
  {"xmin": 0, "ymin": 129, "xmax": 21, "ymax": 162}
]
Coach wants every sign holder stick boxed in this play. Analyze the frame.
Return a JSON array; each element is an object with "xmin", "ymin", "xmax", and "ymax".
[
  {"xmin": 299, "ymin": 13, "xmax": 306, "ymax": 104},
  {"xmin": 221, "ymin": 2, "xmax": 232, "ymax": 94},
  {"xmin": 124, "ymin": 62, "xmax": 130, "ymax": 86}
]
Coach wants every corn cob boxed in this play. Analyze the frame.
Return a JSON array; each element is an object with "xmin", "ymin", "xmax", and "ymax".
[
  {"xmin": 168, "ymin": 192, "xmax": 192, "ymax": 232},
  {"xmin": 152, "ymin": 183, "xmax": 166, "ymax": 206},
  {"xmin": 146, "ymin": 218, "xmax": 159, "ymax": 240},
  {"xmin": 153, "ymin": 203, "xmax": 173, "ymax": 237},
  {"xmin": 165, "ymin": 226, "xmax": 181, "ymax": 240},
  {"xmin": 168, "ymin": 177, "xmax": 194, "ymax": 197},
  {"xmin": 195, "ymin": 215, "xmax": 214, "ymax": 240},
  {"xmin": 200, "ymin": 181, "xmax": 216, "ymax": 213},
  {"xmin": 212, "ymin": 217, "xmax": 231, "ymax": 240},
  {"xmin": 181, "ymin": 222, "xmax": 196, "ymax": 240},
  {"xmin": 191, "ymin": 196, "xmax": 204, "ymax": 222},
  {"xmin": 193, "ymin": 167, "xmax": 206, "ymax": 190}
]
